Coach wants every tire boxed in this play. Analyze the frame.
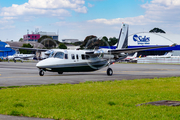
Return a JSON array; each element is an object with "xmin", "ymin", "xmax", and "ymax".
[
  {"xmin": 39, "ymin": 70, "xmax": 44, "ymax": 76},
  {"xmin": 107, "ymin": 68, "xmax": 113, "ymax": 76},
  {"xmin": 58, "ymin": 71, "xmax": 63, "ymax": 74}
]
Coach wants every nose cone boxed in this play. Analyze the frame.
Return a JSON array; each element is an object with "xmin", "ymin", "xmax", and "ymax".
[
  {"xmin": 36, "ymin": 58, "xmax": 56, "ymax": 68},
  {"xmin": 36, "ymin": 60, "xmax": 46, "ymax": 68}
]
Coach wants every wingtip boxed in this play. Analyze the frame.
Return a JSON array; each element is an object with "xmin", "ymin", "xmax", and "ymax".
[{"xmin": 170, "ymin": 43, "xmax": 177, "ymax": 47}]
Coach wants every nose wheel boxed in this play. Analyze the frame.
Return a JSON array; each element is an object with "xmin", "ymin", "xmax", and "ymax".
[
  {"xmin": 107, "ymin": 68, "xmax": 113, "ymax": 76},
  {"xmin": 39, "ymin": 69, "xmax": 44, "ymax": 76}
]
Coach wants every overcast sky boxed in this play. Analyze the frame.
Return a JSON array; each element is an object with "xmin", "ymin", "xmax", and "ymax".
[{"xmin": 0, "ymin": 0, "xmax": 180, "ymax": 41}]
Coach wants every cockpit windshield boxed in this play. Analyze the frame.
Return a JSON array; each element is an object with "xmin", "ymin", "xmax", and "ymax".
[
  {"xmin": 48, "ymin": 50, "xmax": 54, "ymax": 58},
  {"xmin": 54, "ymin": 52, "xmax": 64, "ymax": 59}
]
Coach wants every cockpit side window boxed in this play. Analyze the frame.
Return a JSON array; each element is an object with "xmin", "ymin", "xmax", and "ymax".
[
  {"xmin": 81, "ymin": 54, "xmax": 90, "ymax": 60},
  {"xmin": 54, "ymin": 52, "xmax": 64, "ymax": 59}
]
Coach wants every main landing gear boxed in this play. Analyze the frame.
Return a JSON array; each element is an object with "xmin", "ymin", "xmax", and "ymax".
[
  {"xmin": 58, "ymin": 71, "xmax": 63, "ymax": 74},
  {"xmin": 39, "ymin": 69, "xmax": 64, "ymax": 76},
  {"xmin": 107, "ymin": 68, "xmax": 113, "ymax": 76}
]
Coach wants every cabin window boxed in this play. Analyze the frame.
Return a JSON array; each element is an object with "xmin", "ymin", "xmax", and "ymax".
[
  {"xmin": 71, "ymin": 54, "xmax": 75, "ymax": 59},
  {"xmin": 76, "ymin": 54, "xmax": 79, "ymax": 60},
  {"xmin": 81, "ymin": 54, "xmax": 90, "ymax": 60},
  {"xmin": 54, "ymin": 52, "xmax": 64, "ymax": 59},
  {"xmin": 65, "ymin": 54, "xmax": 68, "ymax": 59}
]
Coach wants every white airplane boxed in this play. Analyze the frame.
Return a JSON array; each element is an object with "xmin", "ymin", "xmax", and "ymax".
[
  {"xmin": 146, "ymin": 52, "xmax": 172, "ymax": 58},
  {"xmin": 7, "ymin": 53, "xmax": 35, "ymax": 63},
  {"xmin": 124, "ymin": 52, "xmax": 138, "ymax": 61},
  {"xmin": 35, "ymin": 24, "xmax": 170, "ymax": 76}
]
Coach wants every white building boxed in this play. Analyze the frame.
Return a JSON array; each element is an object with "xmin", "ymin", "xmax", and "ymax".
[
  {"xmin": 62, "ymin": 39, "xmax": 79, "ymax": 43},
  {"xmin": 127, "ymin": 32, "xmax": 180, "ymax": 56},
  {"xmin": 128, "ymin": 32, "xmax": 180, "ymax": 46},
  {"xmin": 38, "ymin": 32, "xmax": 58, "ymax": 41}
]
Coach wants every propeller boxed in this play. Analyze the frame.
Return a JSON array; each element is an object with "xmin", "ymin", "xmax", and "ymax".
[{"xmin": 85, "ymin": 37, "xmax": 112, "ymax": 70}]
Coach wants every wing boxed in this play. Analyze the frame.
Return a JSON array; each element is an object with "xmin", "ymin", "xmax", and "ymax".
[
  {"xmin": 6, "ymin": 46, "xmax": 48, "ymax": 52},
  {"xmin": 85, "ymin": 45, "xmax": 170, "ymax": 55},
  {"xmin": 108, "ymin": 45, "xmax": 170, "ymax": 54}
]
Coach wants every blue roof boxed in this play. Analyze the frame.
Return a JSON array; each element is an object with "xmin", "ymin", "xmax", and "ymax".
[
  {"xmin": 0, "ymin": 41, "xmax": 16, "ymax": 57},
  {"xmin": 127, "ymin": 45, "xmax": 180, "ymax": 51}
]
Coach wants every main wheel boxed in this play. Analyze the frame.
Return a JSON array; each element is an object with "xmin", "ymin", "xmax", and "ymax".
[
  {"xmin": 107, "ymin": 68, "xmax": 113, "ymax": 76},
  {"xmin": 58, "ymin": 71, "xmax": 63, "ymax": 74},
  {"xmin": 39, "ymin": 70, "xmax": 44, "ymax": 76}
]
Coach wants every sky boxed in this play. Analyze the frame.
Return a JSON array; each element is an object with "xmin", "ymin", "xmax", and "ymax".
[{"xmin": 0, "ymin": 0, "xmax": 180, "ymax": 42}]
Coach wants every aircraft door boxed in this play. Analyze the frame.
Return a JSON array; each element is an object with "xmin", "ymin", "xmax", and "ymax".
[{"xmin": 76, "ymin": 54, "xmax": 79, "ymax": 61}]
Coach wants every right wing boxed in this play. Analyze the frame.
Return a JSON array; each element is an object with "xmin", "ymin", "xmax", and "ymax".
[
  {"xmin": 85, "ymin": 45, "xmax": 171, "ymax": 55},
  {"xmin": 108, "ymin": 45, "xmax": 170, "ymax": 54}
]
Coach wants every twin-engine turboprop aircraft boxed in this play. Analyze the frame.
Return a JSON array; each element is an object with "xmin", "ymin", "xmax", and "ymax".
[
  {"xmin": 6, "ymin": 23, "xmax": 171, "ymax": 76},
  {"xmin": 36, "ymin": 24, "xmax": 170, "ymax": 76}
]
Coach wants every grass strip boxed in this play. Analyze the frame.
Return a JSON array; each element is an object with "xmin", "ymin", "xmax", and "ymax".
[{"xmin": 0, "ymin": 77, "xmax": 180, "ymax": 119}]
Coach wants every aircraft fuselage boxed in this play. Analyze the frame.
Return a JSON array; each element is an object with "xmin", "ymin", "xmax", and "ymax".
[{"xmin": 36, "ymin": 49, "xmax": 109, "ymax": 72}]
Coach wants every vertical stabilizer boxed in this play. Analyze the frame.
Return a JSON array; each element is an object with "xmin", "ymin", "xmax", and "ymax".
[
  {"xmin": 116, "ymin": 24, "xmax": 129, "ymax": 49},
  {"xmin": 132, "ymin": 52, "xmax": 137, "ymax": 58}
]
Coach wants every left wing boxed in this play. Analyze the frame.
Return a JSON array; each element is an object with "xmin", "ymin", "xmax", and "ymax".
[{"xmin": 6, "ymin": 46, "xmax": 48, "ymax": 52}]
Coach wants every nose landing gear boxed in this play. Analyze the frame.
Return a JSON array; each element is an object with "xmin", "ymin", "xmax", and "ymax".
[{"xmin": 39, "ymin": 69, "xmax": 44, "ymax": 76}]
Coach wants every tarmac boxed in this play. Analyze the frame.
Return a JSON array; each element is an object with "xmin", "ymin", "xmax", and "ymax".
[{"xmin": 1, "ymin": 61, "xmax": 180, "ymax": 119}]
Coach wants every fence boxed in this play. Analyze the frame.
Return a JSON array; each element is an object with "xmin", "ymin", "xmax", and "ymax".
[{"xmin": 137, "ymin": 57, "xmax": 180, "ymax": 64}]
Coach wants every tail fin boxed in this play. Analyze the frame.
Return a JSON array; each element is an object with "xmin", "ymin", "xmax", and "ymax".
[
  {"xmin": 132, "ymin": 52, "xmax": 137, "ymax": 58},
  {"xmin": 165, "ymin": 52, "xmax": 172, "ymax": 57},
  {"xmin": 116, "ymin": 24, "xmax": 129, "ymax": 49}
]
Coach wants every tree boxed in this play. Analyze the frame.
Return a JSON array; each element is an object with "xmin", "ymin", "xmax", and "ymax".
[
  {"xmin": 19, "ymin": 43, "xmax": 33, "ymax": 54},
  {"xmin": 109, "ymin": 37, "xmax": 118, "ymax": 46},
  {"xmin": 19, "ymin": 38, "xmax": 23, "ymax": 42},
  {"xmin": 80, "ymin": 35, "xmax": 118, "ymax": 49},
  {"xmin": 58, "ymin": 43, "xmax": 67, "ymax": 49},
  {"xmin": 38, "ymin": 35, "xmax": 52, "ymax": 43},
  {"xmin": 101, "ymin": 36, "xmax": 108, "ymax": 42},
  {"xmin": 73, "ymin": 41, "xmax": 83, "ymax": 46},
  {"xmin": 80, "ymin": 35, "xmax": 97, "ymax": 49},
  {"xmin": 149, "ymin": 28, "xmax": 166, "ymax": 33},
  {"xmin": 38, "ymin": 35, "xmax": 57, "ymax": 49}
]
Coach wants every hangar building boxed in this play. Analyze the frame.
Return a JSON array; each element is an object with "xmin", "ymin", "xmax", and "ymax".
[
  {"xmin": 0, "ymin": 41, "xmax": 15, "ymax": 58},
  {"xmin": 128, "ymin": 32, "xmax": 180, "ymax": 56},
  {"xmin": 0, "ymin": 41, "xmax": 44, "ymax": 58}
]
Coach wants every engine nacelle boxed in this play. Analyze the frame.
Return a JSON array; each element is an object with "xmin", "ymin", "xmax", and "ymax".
[
  {"xmin": 102, "ymin": 54, "xmax": 114, "ymax": 59},
  {"xmin": 14, "ymin": 58, "xmax": 21, "ymax": 60},
  {"xmin": 119, "ymin": 53, "xmax": 127, "ymax": 57}
]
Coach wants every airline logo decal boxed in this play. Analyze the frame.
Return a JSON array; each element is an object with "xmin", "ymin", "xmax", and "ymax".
[{"xmin": 133, "ymin": 34, "xmax": 150, "ymax": 45}]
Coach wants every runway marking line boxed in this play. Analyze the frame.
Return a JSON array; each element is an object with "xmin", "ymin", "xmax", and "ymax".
[
  {"xmin": 121, "ymin": 71, "xmax": 140, "ymax": 73},
  {"xmin": 0, "ymin": 76, "xmax": 39, "ymax": 79}
]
